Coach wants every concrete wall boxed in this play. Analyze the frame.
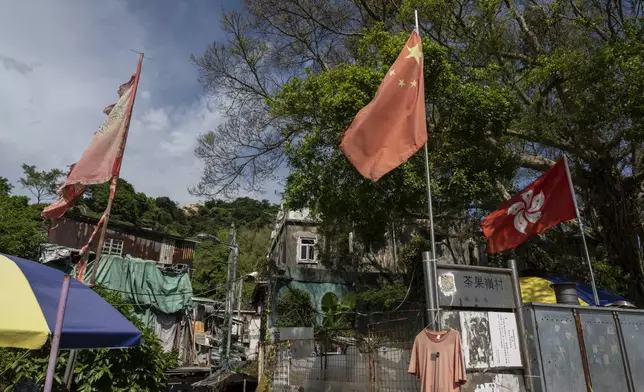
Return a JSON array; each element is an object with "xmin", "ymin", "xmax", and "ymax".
[
  {"xmin": 246, "ymin": 314, "xmax": 262, "ymax": 360},
  {"xmin": 282, "ymin": 222, "xmax": 321, "ymax": 268}
]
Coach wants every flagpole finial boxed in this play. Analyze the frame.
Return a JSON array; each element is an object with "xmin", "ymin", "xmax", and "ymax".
[
  {"xmin": 130, "ymin": 49, "xmax": 152, "ymax": 61},
  {"xmin": 414, "ymin": 10, "xmax": 420, "ymax": 33}
]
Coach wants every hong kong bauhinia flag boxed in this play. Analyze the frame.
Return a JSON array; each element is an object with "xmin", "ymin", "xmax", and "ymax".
[
  {"xmin": 481, "ymin": 159, "xmax": 577, "ymax": 254},
  {"xmin": 340, "ymin": 31, "xmax": 427, "ymax": 181},
  {"xmin": 42, "ymin": 75, "xmax": 138, "ymax": 219}
]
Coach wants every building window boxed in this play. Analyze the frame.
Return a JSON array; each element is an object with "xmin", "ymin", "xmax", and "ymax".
[
  {"xmin": 102, "ymin": 238, "xmax": 124, "ymax": 256},
  {"xmin": 298, "ymin": 237, "xmax": 316, "ymax": 263}
]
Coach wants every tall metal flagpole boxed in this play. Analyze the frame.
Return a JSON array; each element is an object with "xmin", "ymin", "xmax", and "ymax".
[
  {"xmin": 416, "ymin": 10, "xmax": 440, "ymax": 329},
  {"xmin": 563, "ymin": 155, "xmax": 601, "ymax": 305},
  {"xmin": 89, "ymin": 53, "xmax": 144, "ymax": 286}
]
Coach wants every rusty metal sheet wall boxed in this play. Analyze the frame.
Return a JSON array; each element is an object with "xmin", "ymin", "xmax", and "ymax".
[
  {"xmin": 533, "ymin": 308, "xmax": 587, "ymax": 392},
  {"xmin": 49, "ymin": 217, "xmax": 163, "ymax": 262},
  {"xmin": 160, "ymin": 238, "xmax": 175, "ymax": 264},
  {"xmin": 48, "ymin": 217, "xmax": 195, "ymax": 266},
  {"xmin": 119, "ymin": 231, "xmax": 161, "ymax": 260},
  {"xmin": 579, "ymin": 311, "xmax": 629, "ymax": 392},
  {"xmin": 173, "ymin": 241, "xmax": 195, "ymax": 265},
  {"xmin": 618, "ymin": 313, "xmax": 644, "ymax": 391},
  {"xmin": 47, "ymin": 217, "xmax": 90, "ymax": 249}
]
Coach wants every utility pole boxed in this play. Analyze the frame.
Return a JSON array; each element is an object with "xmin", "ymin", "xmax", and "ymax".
[
  {"xmin": 223, "ymin": 223, "xmax": 238, "ymax": 368},
  {"xmin": 196, "ymin": 226, "xmax": 239, "ymax": 370}
]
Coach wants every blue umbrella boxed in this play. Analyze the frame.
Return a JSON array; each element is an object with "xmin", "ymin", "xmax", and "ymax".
[{"xmin": 0, "ymin": 254, "xmax": 142, "ymax": 391}]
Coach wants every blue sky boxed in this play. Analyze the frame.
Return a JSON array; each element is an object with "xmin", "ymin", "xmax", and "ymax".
[{"xmin": 0, "ymin": 0, "xmax": 282, "ymax": 205}]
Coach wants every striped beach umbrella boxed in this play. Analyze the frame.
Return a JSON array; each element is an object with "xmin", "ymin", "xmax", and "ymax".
[{"xmin": 0, "ymin": 253, "xmax": 141, "ymax": 350}]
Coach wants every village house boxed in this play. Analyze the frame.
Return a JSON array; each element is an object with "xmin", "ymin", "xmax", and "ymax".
[
  {"xmin": 267, "ymin": 204, "xmax": 485, "ymax": 272},
  {"xmin": 45, "ymin": 213, "xmax": 196, "ymax": 268}
]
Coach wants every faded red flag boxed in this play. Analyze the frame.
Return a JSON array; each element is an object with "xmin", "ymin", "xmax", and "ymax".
[
  {"xmin": 42, "ymin": 76, "xmax": 137, "ymax": 219},
  {"xmin": 340, "ymin": 31, "xmax": 427, "ymax": 181},
  {"xmin": 481, "ymin": 159, "xmax": 577, "ymax": 254}
]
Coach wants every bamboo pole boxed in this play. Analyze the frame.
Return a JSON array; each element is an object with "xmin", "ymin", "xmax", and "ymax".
[{"xmin": 89, "ymin": 53, "xmax": 144, "ymax": 286}]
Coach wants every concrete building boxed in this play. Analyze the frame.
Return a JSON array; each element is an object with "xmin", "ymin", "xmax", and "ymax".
[
  {"xmin": 267, "ymin": 205, "xmax": 485, "ymax": 272},
  {"xmin": 268, "ymin": 207, "xmax": 322, "ymax": 268}
]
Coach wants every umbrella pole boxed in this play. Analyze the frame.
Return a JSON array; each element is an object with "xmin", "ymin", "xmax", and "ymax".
[
  {"xmin": 62, "ymin": 349, "xmax": 77, "ymax": 391},
  {"xmin": 44, "ymin": 275, "xmax": 72, "ymax": 392}
]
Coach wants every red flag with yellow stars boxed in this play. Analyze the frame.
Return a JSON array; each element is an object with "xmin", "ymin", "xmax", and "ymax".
[{"xmin": 340, "ymin": 31, "xmax": 426, "ymax": 182}]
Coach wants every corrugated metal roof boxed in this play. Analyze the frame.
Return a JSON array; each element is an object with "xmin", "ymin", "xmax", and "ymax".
[{"xmin": 65, "ymin": 213, "xmax": 198, "ymax": 243}]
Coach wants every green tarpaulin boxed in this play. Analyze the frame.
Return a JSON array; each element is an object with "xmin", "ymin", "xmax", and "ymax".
[{"xmin": 87, "ymin": 255, "xmax": 193, "ymax": 315}]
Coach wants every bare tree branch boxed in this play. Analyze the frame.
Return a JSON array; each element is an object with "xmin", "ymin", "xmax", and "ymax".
[{"xmin": 517, "ymin": 154, "xmax": 556, "ymax": 171}]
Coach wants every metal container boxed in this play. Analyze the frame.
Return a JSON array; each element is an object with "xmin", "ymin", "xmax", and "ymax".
[{"xmin": 550, "ymin": 283, "xmax": 579, "ymax": 305}]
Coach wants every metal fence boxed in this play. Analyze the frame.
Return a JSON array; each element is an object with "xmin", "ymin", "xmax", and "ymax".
[
  {"xmin": 273, "ymin": 311, "xmax": 425, "ymax": 392},
  {"xmin": 272, "ymin": 303, "xmax": 644, "ymax": 392},
  {"xmin": 524, "ymin": 303, "xmax": 644, "ymax": 392}
]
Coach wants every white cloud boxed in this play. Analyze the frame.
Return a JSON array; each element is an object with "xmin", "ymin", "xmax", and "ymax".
[
  {"xmin": 140, "ymin": 108, "xmax": 171, "ymax": 132},
  {"xmin": 0, "ymin": 0, "xmax": 283, "ymax": 206},
  {"xmin": 0, "ymin": 1, "xmax": 144, "ymax": 183},
  {"xmin": 123, "ymin": 97, "xmax": 226, "ymax": 201}
]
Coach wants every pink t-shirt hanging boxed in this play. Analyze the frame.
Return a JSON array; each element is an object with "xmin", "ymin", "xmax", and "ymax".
[{"xmin": 408, "ymin": 328, "xmax": 467, "ymax": 392}]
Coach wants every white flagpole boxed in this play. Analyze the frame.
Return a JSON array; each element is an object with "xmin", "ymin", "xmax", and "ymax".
[
  {"xmin": 563, "ymin": 155, "xmax": 601, "ymax": 305},
  {"xmin": 416, "ymin": 9, "xmax": 440, "ymax": 329}
]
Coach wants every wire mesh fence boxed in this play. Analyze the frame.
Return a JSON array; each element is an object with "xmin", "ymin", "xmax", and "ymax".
[{"xmin": 273, "ymin": 310, "xmax": 426, "ymax": 391}]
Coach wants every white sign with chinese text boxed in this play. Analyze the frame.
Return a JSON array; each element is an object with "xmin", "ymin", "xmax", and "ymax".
[{"xmin": 488, "ymin": 312, "xmax": 522, "ymax": 367}]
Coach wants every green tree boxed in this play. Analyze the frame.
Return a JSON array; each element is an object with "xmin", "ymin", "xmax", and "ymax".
[
  {"xmin": 0, "ymin": 196, "xmax": 44, "ymax": 259},
  {"xmin": 191, "ymin": 226, "xmax": 273, "ymax": 302},
  {"xmin": 0, "ymin": 177, "xmax": 12, "ymax": 197},
  {"xmin": 189, "ymin": 198, "xmax": 278, "ymax": 234},
  {"xmin": 0, "ymin": 288, "xmax": 177, "ymax": 392},
  {"xmin": 321, "ymin": 292, "xmax": 356, "ymax": 329},
  {"xmin": 275, "ymin": 288, "xmax": 316, "ymax": 328},
  {"xmin": 154, "ymin": 197, "xmax": 184, "ymax": 223},
  {"xmin": 81, "ymin": 178, "xmax": 145, "ymax": 225},
  {"xmin": 137, "ymin": 196, "xmax": 191, "ymax": 236},
  {"xmin": 191, "ymin": 227, "xmax": 232, "ymax": 300},
  {"xmin": 19, "ymin": 164, "xmax": 64, "ymax": 203},
  {"xmin": 194, "ymin": 0, "xmax": 644, "ymax": 303}
]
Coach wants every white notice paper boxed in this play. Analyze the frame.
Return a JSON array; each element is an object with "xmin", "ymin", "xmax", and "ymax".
[{"xmin": 488, "ymin": 312, "xmax": 522, "ymax": 367}]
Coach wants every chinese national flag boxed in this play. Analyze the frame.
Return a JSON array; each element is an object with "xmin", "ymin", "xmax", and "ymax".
[
  {"xmin": 42, "ymin": 76, "xmax": 137, "ymax": 219},
  {"xmin": 340, "ymin": 31, "xmax": 427, "ymax": 181},
  {"xmin": 481, "ymin": 159, "xmax": 577, "ymax": 254}
]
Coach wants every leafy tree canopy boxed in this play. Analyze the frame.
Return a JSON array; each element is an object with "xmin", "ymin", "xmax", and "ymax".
[
  {"xmin": 80, "ymin": 178, "xmax": 146, "ymax": 226},
  {"xmin": 193, "ymin": 0, "xmax": 644, "ymax": 302},
  {"xmin": 275, "ymin": 288, "xmax": 317, "ymax": 328},
  {"xmin": 19, "ymin": 164, "xmax": 64, "ymax": 204},
  {"xmin": 0, "ymin": 177, "xmax": 13, "ymax": 197},
  {"xmin": 0, "ymin": 195, "xmax": 44, "ymax": 259}
]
